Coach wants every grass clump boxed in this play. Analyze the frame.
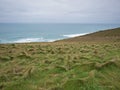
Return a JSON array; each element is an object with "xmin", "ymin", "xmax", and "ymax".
[
  {"xmin": 0, "ymin": 56, "xmax": 12, "ymax": 62},
  {"xmin": 0, "ymin": 41, "xmax": 120, "ymax": 90}
]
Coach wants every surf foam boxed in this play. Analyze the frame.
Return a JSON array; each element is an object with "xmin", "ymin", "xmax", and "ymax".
[{"xmin": 63, "ymin": 33, "xmax": 88, "ymax": 38}]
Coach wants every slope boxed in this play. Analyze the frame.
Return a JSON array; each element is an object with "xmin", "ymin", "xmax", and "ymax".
[{"xmin": 59, "ymin": 27, "xmax": 120, "ymax": 42}]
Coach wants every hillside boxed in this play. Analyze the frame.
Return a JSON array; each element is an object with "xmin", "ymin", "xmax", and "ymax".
[{"xmin": 59, "ymin": 27, "xmax": 120, "ymax": 42}]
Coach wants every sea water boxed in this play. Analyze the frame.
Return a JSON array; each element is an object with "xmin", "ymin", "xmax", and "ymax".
[{"xmin": 0, "ymin": 23, "xmax": 120, "ymax": 44}]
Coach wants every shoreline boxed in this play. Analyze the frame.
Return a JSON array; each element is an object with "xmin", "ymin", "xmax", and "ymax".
[{"xmin": 0, "ymin": 27, "xmax": 120, "ymax": 44}]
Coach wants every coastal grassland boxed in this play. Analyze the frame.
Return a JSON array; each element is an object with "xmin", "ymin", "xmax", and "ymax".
[{"xmin": 0, "ymin": 42, "xmax": 120, "ymax": 90}]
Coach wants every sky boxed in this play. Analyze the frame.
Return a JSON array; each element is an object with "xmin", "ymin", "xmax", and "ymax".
[{"xmin": 0, "ymin": 0, "xmax": 120, "ymax": 23}]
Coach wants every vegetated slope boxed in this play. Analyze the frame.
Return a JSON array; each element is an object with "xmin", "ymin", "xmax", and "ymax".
[
  {"xmin": 59, "ymin": 27, "xmax": 120, "ymax": 42},
  {"xmin": 0, "ymin": 42, "xmax": 120, "ymax": 90}
]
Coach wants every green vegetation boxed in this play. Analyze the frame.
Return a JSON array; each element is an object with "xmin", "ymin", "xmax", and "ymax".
[{"xmin": 0, "ymin": 28, "xmax": 120, "ymax": 90}]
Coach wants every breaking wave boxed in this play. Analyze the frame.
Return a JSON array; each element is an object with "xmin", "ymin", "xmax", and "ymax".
[
  {"xmin": 63, "ymin": 33, "xmax": 88, "ymax": 38},
  {"xmin": 0, "ymin": 37, "xmax": 61, "ymax": 44}
]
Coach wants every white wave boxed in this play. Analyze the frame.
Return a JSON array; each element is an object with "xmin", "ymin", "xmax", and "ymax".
[
  {"xmin": 13, "ymin": 38, "xmax": 61, "ymax": 43},
  {"xmin": 14, "ymin": 38, "xmax": 44, "ymax": 43},
  {"xmin": 63, "ymin": 33, "xmax": 88, "ymax": 38}
]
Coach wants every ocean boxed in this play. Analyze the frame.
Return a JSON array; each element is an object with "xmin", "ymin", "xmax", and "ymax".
[{"xmin": 0, "ymin": 23, "xmax": 120, "ymax": 44}]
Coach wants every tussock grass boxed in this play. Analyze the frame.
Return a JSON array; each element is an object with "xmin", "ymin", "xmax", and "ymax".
[
  {"xmin": 23, "ymin": 66, "xmax": 35, "ymax": 79},
  {"xmin": 95, "ymin": 59, "xmax": 119, "ymax": 70},
  {"xmin": 17, "ymin": 51, "xmax": 31, "ymax": 59},
  {"xmin": 0, "ymin": 41, "xmax": 120, "ymax": 90},
  {"xmin": 0, "ymin": 56, "xmax": 12, "ymax": 62}
]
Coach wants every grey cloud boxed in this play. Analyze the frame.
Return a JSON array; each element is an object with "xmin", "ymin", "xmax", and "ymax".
[{"xmin": 0, "ymin": 0, "xmax": 120, "ymax": 23}]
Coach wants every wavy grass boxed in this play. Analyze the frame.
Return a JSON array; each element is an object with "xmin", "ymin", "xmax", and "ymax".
[{"xmin": 0, "ymin": 42, "xmax": 120, "ymax": 90}]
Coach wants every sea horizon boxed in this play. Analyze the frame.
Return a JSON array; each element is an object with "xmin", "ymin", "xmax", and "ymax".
[{"xmin": 0, "ymin": 23, "xmax": 120, "ymax": 44}]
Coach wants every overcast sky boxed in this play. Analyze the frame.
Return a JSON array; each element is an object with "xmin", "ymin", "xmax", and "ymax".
[{"xmin": 0, "ymin": 0, "xmax": 120, "ymax": 23}]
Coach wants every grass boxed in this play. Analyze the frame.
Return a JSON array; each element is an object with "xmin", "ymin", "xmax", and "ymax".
[
  {"xmin": 59, "ymin": 27, "xmax": 120, "ymax": 42},
  {"xmin": 0, "ymin": 41, "xmax": 120, "ymax": 90}
]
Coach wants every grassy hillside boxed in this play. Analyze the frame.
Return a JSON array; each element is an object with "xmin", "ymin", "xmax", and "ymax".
[
  {"xmin": 59, "ymin": 27, "xmax": 120, "ymax": 42},
  {"xmin": 0, "ymin": 28, "xmax": 120, "ymax": 90}
]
